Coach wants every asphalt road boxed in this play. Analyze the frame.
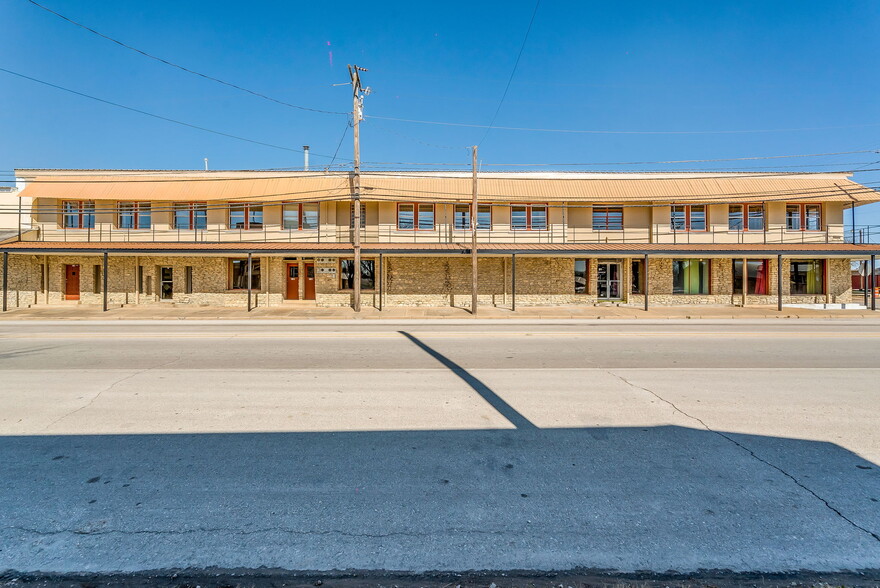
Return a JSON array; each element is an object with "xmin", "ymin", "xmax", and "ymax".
[{"xmin": 0, "ymin": 319, "xmax": 878, "ymax": 574}]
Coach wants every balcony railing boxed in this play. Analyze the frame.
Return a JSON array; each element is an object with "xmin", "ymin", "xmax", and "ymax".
[{"xmin": 25, "ymin": 222, "xmax": 845, "ymax": 246}]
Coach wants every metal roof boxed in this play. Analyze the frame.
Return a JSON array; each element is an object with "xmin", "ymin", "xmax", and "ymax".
[{"xmin": 13, "ymin": 170, "xmax": 878, "ymax": 205}]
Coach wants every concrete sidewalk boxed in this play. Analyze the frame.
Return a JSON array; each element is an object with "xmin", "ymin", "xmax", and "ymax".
[{"xmin": 1, "ymin": 303, "xmax": 878, "ymax": 320}]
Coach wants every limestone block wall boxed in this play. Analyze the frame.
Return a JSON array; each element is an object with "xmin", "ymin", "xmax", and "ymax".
[{"xmin": 0, "ymin": 253, "xmax": 855, "ymax": 309}]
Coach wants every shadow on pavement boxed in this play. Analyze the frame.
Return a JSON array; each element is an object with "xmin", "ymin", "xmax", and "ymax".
[{"xmin": 1, "ymin": 425, "xmax": 878, "ymax": 573}]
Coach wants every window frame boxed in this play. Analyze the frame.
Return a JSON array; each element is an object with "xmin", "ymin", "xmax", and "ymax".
[
  {"xmin": 453, "ymin": 204, "xmax": 492, "ymax": 230},
  {"xmin": 672, "ymin": 258, "xmax": 711, "ymax": 295},
  {"xmin": 349, "ymin": 202, "xmax": 367, "ymax": 229},
  {"xmin": 511, "ymin": 203, "xmax": 548, "ymax": 231},
  {"xmin": 592, "ymin": 206, "xmax": 624, "ymax": 231},
  {"xmin": 786, "ymin": 203, "xmax": 823, "ymax": 232},
  {"xmin": 282, "ymin": 202, "xmax": 320, "ymax": 231},
  {"xmin": 631, "ymin": 259, "xmax": 644, "ymax": 294},
  {"xmin": 117, "ymin": 201, "xmax": 152, "ymax": 230},
  {"xmin": 229, "ymin": 202, "xmax": 263, "ymax": 230},
  {"xmin": 789, "ymin": 259, "xmax": 825, "ymax": 295},
  {"xmin": 728, "ymin": 203, "xmax": 764, "ymax": 232},
  {"xmin": 574, "ymin": 258, "xmax": 589, "ymax": 294},
  {"xmin": 396, "ymin": 203, "xmax": 435, "ymax": 231},
  {"xmin": 338, "ymin": 258, "xmax": 377, "ymax": 291},
  {"xmin": 732, "ymin": 259, "xmax": 770, "ymax": 295},
  {"xmin": 228, "ymin": 258, "xmax": 261, "ymax": 291},
  {"xmin": 671, "ymin": 205, "xmax": 708, "ymax": 232},
  {"xmin": 61, "ymin": 200, "xmax": 96, "ymax": 229},
  {"xmin": 173, "ymin": 202, "xmax": 208, "ymax": 230}
]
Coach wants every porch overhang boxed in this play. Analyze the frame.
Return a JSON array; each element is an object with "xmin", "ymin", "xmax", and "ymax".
[{"xmin": 1, "ymin": 241, "xmax": 879, "ymax": 258}]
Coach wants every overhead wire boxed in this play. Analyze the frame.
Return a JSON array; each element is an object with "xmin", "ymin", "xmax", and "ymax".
[
  {"xmin": 478, "ymin": 0, "xmax": 540, "ymax": 147},
  {"xmin": 24, "ymin": 0, "xmax": 347, "ymax": 116},
  {"xmin": 0, "ymin": 67, "xmax": 349, "ymax": 160},
  {"xmin": 366, "ymin": 114, "xmax": 880, "ymax": 135}
]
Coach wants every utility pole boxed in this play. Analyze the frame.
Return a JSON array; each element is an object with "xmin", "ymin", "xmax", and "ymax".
[
  {"xmin": 349, "ymin": 64, "xmax": 368, "ymax": 312},
  {"xmin": 471, "ymin": 146, "xmax": 478, "ymax": 315}
]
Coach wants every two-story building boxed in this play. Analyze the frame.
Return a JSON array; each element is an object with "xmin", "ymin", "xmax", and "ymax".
[{"xmin": 1, "ymin": 169, "xmax": 878, "ymax": 310}]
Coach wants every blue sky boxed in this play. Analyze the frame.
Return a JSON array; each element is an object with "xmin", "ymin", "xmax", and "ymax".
[{"xmin": 2, "ymin": 0, "xmax": 879, "ymax": 224}]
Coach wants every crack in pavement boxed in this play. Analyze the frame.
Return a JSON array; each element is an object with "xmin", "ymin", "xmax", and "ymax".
[
  {"xmin": 42, "ymin": 355, "xmax": 184, "ymax": 431},
  {"xmin": 4, "ymin": 525, "xmax": 508, "ymax": 539},
  {"xmin": 606, "ymin": 369, "xmax": 880, "ymax": 544}
]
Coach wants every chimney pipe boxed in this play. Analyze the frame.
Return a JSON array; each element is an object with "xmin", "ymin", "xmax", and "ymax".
[{"xmin": 303, "ymin": 145, "xmax": 310, "ymax": 171}]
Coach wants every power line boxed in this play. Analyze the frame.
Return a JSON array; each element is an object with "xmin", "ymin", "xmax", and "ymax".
[
  {"xmin": 0, "ymin": 67, "xmax": 348, "ymax": 160},
  {"xmin": 367, "ymin": 114, "xmax": 880, "ymax": 135},
  {"xmin": 24, "ymin": 0, "xmax": 347, "ymax": 116},
  {"xmin": 479, "ymin": 149, "xmax": 880, "ymax": 166},
  {"xmin": 478, "ymin": 0, "xmax": 540, "ymax": 147}
]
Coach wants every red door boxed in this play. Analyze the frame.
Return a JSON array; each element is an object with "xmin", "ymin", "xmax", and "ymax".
[
  {"xmin": 286, "ymin": 263, "xmax": 300, "ymax": 300},
  {"xmin": 64, "ymin": 264, "xmax": 80, "ymax": 300},
  {"xmin": 304, "ymin": 263, "xmax": 316, "ymax": 300}
]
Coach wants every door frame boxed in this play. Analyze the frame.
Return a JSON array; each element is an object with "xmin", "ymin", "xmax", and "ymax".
[
  {"xmin": 596, "ymin": 261, "xmax": 622, "ymax": 300},
  {"xmin": 64, "ymin": 264, "xmax": 80, "ymax": 300},
  {"xmin": 303, "ymin": 262, "xmax": 316, "ymax": 300},
  {"xmin": 159, "ymin": 266, "xmax": 174, "ymax": 300},
  {"xmin": 285, "ymin": 262, "xmax": 300, "ymax": 300}
]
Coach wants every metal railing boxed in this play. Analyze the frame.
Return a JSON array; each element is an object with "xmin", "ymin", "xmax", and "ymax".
[
  {"xmin": 25, "ymin": 222, "xmax": 849, "ymax": 246},
  {"xmin": 846, "ymin": 225, "xmax": 880, "ymax": 244}
]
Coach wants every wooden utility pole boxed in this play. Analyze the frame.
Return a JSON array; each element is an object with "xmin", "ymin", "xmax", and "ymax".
[
  {"xmin": 349, "ymin": 64, "xmax": 368, "ymax": 312},
  {"xmin": 471, "ymin": 145, "xmax": 478, "ymax": 315}
]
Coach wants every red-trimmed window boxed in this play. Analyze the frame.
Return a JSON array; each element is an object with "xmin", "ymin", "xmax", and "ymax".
[
  {"xmin": 229, "ymin": 203, "xmax": 263, "ymax": 230},
  {"xmin": 397, "ymin": 203, "xmax": 435, "ymax": 230},
  {"xmin": 61, "ymin": 200, "xmax": 95, "ymax": 229},
  {"xmin": 729, "ymin": 204, "xmax": 764, "ymax": 231},
  {"xmin": 282, "ymin": 202, "xmax": 319, "ymax": 230},
  {"xmin": 671, "ymin": 205, "xmax": 707, "ymax": 232},
  {"xmin": 454, "ymin": 204, "xmax": 492, "ymax": 230},
  {"xmin": 118, "ymin": 202, "xmax": 151, "ymax": 229},
  {"xmin": 786, "ymin": 203, "xmax": 822, "ymax": 231},
  {"xmin": 173, "ymin": 202, "xmax": 207, "ymax": 230},
  {"xmin": 511, "ymin": 203, "xmax": 548, "ymax": 230},
  {"xmin": 592, "ymin": 207, "xmax": 623, "ymax": 230}
]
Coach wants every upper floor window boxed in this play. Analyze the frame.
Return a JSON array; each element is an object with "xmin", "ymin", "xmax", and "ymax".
[
  {"xmin": 397, "ymin": 203, "xmax": 435, "ymax": 230},
  {"xmin": 729, "ymin": 204, "xmax": 764, "ymax": 231},
  {"xmin": 282, "ymin": 202, "xmax": 319, "ymax": 230},
  {"xmin": 349, "ymin": 203, "xmax": 366, "ymax": 229},
  {"xmin": 592, "ymin": 207, "xmax": 623, "ymax": 231},
  {"xmin": 118, "ymin": 202, "xmax": 151, "ymax": 230},
  {"xmin": 671, "ymin": 205, "xmax": 707, "ymax": 232},
  {"xmin": 230, "ymin": 203, "xmax": 263, "ymax": 230},
  {"xmin": 173, "ymin": 202, "xmax": 207, "ymax": 230},
  {"xmin": 511, "ymin": 203, "xmax": 547, "ymax": 230},
  {"xmin": 61, "ymin": 200, "xmax": 95, "ymax": 229},
  {"xmin": 454, "ymin": 204, "xmax": 492, "ymax": 230},
  {"xmin": 786, "ymin": 203, "xmax": 822, "ymax": 231}
]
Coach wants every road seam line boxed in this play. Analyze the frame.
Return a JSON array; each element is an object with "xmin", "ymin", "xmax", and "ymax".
[{"xmin": 606, "ymin": 369, "xmax": 880, "ymax": 544}]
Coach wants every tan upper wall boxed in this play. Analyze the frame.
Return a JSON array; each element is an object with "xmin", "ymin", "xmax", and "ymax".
[{"xmin": 26, "ymin": 198, "xmax": 850, "ymax": 245}]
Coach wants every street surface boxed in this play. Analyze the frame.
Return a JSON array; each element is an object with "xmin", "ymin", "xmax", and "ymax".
[{"xmin": 0, "ymin": 319, "xmax": 879, "ymax": 574}]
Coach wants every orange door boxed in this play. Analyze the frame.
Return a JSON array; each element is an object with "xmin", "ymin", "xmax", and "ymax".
[
  {"xmin": 304, "ymin": 263, "xmax": 316, "ymax": 300},
  {"xmin": 286, "ymin": 263, "xmax": 300, "ymax": 300},
  {"xmin": 64, "ymin": 264, "xmax": 80, "ymax": 300}
]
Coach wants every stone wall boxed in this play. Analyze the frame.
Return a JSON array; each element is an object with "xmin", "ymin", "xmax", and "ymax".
[{"xmin": 0, "ymin": 253, "xmax": 855, "ymax": 309}]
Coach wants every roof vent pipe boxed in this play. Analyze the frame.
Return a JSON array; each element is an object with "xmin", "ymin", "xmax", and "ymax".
[{"xmin": 303, "ymin": 145, "xmax": 310, "ymax": 171}]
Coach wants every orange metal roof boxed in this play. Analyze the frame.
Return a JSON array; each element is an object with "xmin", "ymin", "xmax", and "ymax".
[{"xmin": 14, "ymin": 170, "xmax": 878, "ymax": 205}]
